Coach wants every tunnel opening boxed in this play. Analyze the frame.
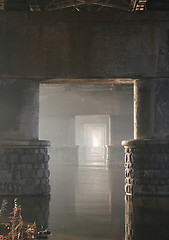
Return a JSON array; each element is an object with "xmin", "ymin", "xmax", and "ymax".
[
  {"xmin": 75, "ymin": 115, "xmax": 109, "ymax": 166},
  {"xmin": 39, "ymin": 83, "xmax": 133, "ymax": 166}
]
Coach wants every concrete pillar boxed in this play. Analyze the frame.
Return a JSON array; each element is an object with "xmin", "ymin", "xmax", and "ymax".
[
  {"xmin": 50, "ymin": 115, "xmax": 78, "ymax": 164},
  {"xmin": 106, "ymin": 115, "xmax": 124, "ymax": 164},
  {"xmin": 0, "ymin": 79, "xmax": 50, "ymax": 195},
  {"xmin": 122, "ymin": 78, "xmax": 169, "ymax": 195}
]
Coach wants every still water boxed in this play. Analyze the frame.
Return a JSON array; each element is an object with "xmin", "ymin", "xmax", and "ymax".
[{"xmin": 1, "ymin": 156, "xmax": 169, "ymax": 239}]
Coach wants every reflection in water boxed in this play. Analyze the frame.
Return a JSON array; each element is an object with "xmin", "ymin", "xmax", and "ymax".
[
  {"xmin": 0, "ymin": 196, "xmax": 50, "ymax": 239},
  {"xmin": 49, "ymin": 161, "xmax": 169, "ymax": 240},
  {"xmin": 1, "ymin": 162, "xmax": 169, "ymax": 239},
  {"xmin": 49, "ymin": 163, "xmax": 125, "ymax": 240},
  {"xmin": 125, "ymin": 196, "xmax": 169, "ymax": 240}
]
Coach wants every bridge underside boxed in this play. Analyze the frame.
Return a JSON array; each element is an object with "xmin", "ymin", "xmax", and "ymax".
[
  {"xmin": 1, "ymin": 11, "xmax": 169, "ymax": 195},
  {"xmin": 0, "ymin": 11, "xmax": 169, "ymax": 81}
]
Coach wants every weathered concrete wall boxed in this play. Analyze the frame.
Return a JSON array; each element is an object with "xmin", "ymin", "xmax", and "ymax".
[
  {"xmin": 134, "ymin": 78, "xmax": 169, "ymax": 139},
  {"xmin": 40, "ymin": 84, "xmax": 133, "ymax": 116},
  {"xmin": 0, "ymin": 12, "xmax": 169, "ymax": 81},
  {"xmin": 0, "ymin": 79, "xmax": 39, "ymax": 140}
]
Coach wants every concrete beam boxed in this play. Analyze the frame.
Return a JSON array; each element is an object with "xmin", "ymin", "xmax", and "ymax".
[{"xmin": 0, "ymin": 11, "xmax": 169, "ymax": 82}]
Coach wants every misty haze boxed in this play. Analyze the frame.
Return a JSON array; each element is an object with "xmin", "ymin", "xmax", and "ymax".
[{"xmin": 1, "ymin": 1, "xmax": 169, "ymax": 239}]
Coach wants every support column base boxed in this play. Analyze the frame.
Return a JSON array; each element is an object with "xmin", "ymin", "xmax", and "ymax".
[
  {"xmin": 106, "ymin": 145, "xmax": 124, "ymax": 165},
  {"xmin": 122, "ymin": 139, "xmax": 169, "ymax": 196},
  {"xmin": 0, "ymin": 140, "xmax": 50, "ymax": 196}
]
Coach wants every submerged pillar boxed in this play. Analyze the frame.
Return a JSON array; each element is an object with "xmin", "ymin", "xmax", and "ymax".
[
  {"xmin": 0, "ymin": 79, "xmax": 50, "ymax": 195},
  {"xmin": 122, "ymin": 78, "xmax": 169, "ymax": 195}
]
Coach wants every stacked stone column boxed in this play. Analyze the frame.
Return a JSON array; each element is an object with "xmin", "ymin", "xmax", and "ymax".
[
  {"xmin": 0, "ymin": 79, "xmax": 50, "ymax": 195},
  {"xmin": 106, "ymin": 115, "xmax": 124, "ymax": 164},
  {"xmin": 122, "ymin": 78, "xmax": 169, "ymax": 196}
]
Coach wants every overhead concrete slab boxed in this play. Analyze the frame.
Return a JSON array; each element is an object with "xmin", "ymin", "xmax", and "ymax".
[{"xmin": 0, "ymin": 11, "xmax": 169, "ymax": 82}]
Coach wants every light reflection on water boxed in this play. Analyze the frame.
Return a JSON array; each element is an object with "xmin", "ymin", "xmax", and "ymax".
[
  {"xmin": 49, "ymin": 159, "xmax": 125, "ymax": 240},
  {"xmin": 1, "ymin": 156, "xmax": 169, "ymax": 239}
]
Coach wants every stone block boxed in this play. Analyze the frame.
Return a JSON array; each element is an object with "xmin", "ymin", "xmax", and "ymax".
[
  {"xmin": 0, "ymin": 170, "xmax": 11, "ymax": 180},
  {"xmin": 0, "ymin": 155, "xmax": 8, "ymax": 162},
  {"xmin": 45, "ymin": 184, "xmax": 51, "ymax": 194},
  {"xmin": 44, "ymin": 170, "xmax": 50, "ymax": 178},
  {"xmin": 22, "ymin": 184, "xmax": 36, "ymax": 195},
  {"xmin": 32, "ymin": 164, "xmax": 39, "ymax": 169},
  {"xmin": 0, "ymin": 186, "xmax": 8, "ymax": 195},
  {"xmin": 0, "ymin": 164, "xmax": 10, "ymax": 170},
  {"xmin": 15, "ymin": 149, "xmax": 25, "ymax": 154},
  {"xmin": 44, "ymin": 163, "xmax": 48, "ymax": 169},
  {"xmin": 7, "ymin": 183, "xmax": 22, "ymax": 195},
  {"xmin": 12, "ymin": 170, "xmax": 21, "ymax": 179},
  {"xmin": 40, "ymin": 164, "xmax": 45, "ymax": 169},
  {"xmin": 37, "ymin": 169, "xmax": 44, "ymax": 179},
  {"xmin": 0, "ymin": 149, "xmax": 6, "ymax": 154},
  {"xmin": 44, "ymin": 154, "xmax": 50, "ymax": 163},
  {"xmin": 24, "ymin": 179, "xmax": 36, "ymax": 185},
  {"xmin": 9, "ymin": 154, "xmax": 18, "ymax": 164},
  {"xmin": 21, "ymin": 154, "xmax": 35, "ymax": 163},
  {"xmin": 34, "ymin": 149, "xmax": 39, "ymax": 154},
  {"xmin": 36, "ymin": 184, "xmax": 46, "ymax": 195},
  {"xmin": 39, "ymin": 148, "xmax": 47, "ymax": 154},
  {"xmin": 27, "ymin": 149, "xmax": 35, "ymax": 154},
  {"xmin": 21, "ymin": 169, "xmax": 36, "ymax": 179},
  {"xmin": 37, "ymin": 154, "xmax": 44, "ymax": 163},
  {"xmin": 8, "ymin": 149, "xmax": 14, "ymax": 154},
  {"xmin": 40, "ymin": 179, "xmax": 49, "ymax": 184}
]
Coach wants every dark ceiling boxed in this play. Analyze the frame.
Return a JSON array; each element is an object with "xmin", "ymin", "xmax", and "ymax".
[
  {"xmin": 34, "ymin": 0, "xmax": 132, "ymax": 12},
  {"xmin": 2, "ymin": 0, "xmax": 169, "ymax": 12},
  {"xmin": 1, "ymin": 0, "xmax": 144, "ymax": 11}
]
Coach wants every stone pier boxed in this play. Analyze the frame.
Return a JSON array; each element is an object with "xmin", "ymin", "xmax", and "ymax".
[
  {"xmin": 106, "ymin": 115, "xmax": 124, "ymax": 164},
  {"xmin": 122, "ymin": 78, "xmax": 169, "ymax": 196},
  {"xmin": 49, "ymin": 115, "xmax": 79, "ymax": 164},
  {"xmin": 107, "ymin": 111, "xmax": 133, "ymax": 165},
  {"xmin": 0, "ymin": 79, "xmax": 50, "ymax": 195}
]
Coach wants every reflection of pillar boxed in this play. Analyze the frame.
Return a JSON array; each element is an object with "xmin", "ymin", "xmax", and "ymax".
[
  {"xmin": 125, "ymin": 196, "xmax": 169, "ymax": 240},
  {"xmin": 122, "ymin": 78, "xmax": 169, "ymax": 195},
  {"xmin": 106, "ymin": 115, "xmax": 132, "ymax": 164},
  {"xmin": 0, "ymin": 79, "xmax": 50, "ymax": 195},
  {"xmin": 51, "ymin": 115, "xmax": 78, "ymax": 164}
]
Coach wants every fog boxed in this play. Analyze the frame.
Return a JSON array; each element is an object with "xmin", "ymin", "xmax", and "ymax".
[
  {"xmin": 38, "ymin": 83, "xmax": 133, "ymax": 239},
  {"xmin": 39, "ymin": 83, "xmax": 133, "ymax": 166}
]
